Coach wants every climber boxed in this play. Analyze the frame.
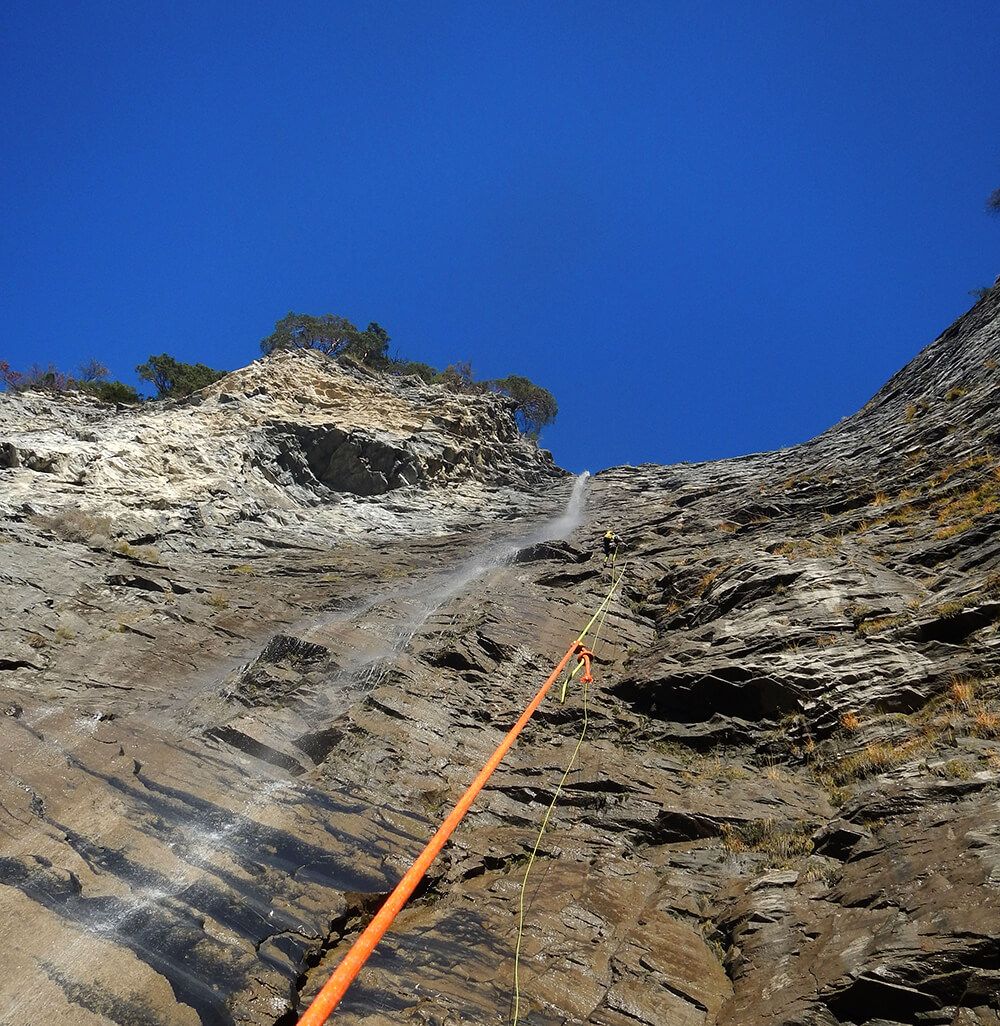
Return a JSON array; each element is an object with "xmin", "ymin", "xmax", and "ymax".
[{"xmin": 602, "ymin": 529, "xmax": 623, "ymax": 566}]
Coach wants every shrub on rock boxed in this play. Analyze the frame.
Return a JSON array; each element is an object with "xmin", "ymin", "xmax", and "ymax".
[{"xmin": 136, "ymin": 354, "xmax": 225, "ymax": 399}]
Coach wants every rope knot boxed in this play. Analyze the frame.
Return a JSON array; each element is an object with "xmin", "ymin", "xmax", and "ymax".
[{"xmin": 575, "ymin": 645, "xmax": 595, "ymax": 684}]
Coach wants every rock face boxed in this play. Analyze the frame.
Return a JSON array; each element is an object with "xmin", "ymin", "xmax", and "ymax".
[{"xmin": 1, "ymin": 293, "xmax": 998, "ymax": 1026}]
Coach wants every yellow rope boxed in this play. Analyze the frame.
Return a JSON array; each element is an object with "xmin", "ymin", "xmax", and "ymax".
[{"xmin": 511, "ymin": 556, "xmax": 625, "ymax": 1026}]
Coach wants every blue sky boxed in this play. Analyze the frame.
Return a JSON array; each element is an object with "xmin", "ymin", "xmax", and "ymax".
[{"xmin": 2, "ymin": 1, "xmax": 998, "ymax": 472}]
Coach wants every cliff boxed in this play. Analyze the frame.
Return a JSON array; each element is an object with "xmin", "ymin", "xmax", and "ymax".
[{"xmin": 0, "ymin": 292, "xmax": 998, "ymax": 1026}]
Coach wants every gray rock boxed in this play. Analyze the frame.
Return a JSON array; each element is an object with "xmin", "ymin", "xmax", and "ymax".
[{"xmin": 0, "ymin": 288, "xmax": 999, "ymax": 1024}]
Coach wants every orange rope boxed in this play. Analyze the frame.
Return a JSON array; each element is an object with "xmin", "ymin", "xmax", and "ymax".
[{"xmin": 297, "ymin": 639, "xmax": 587, "ymax": 1026}]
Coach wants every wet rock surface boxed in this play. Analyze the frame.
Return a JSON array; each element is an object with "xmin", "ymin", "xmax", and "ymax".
[{"xmin": 1, "ymin": 290, "xmax": 999, "ymax": 1025}]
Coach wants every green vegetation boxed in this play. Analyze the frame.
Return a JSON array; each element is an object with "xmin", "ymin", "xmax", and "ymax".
[
  {"xmin": 1, "ymin": 352, "xmax": 225, "ymax": 403},
  {"xmin": 488, "ymin": 374, "xmax": 559, "ymax": 436},
  {"xmin": 1, "ymin": 350, "xmax": 223, "ymax": 402},
  {"xmin": 390, "ymin": 359, "xmax": 440, "ymax": 383},
  {"xmin": 4, "ymin": 310, "xmax": 558, "ymax": 435},
  {"xmin": 135, "ymin": 354, "xmax": 226, "ymax": 399},
  {"xmin": 259, "ymin": 312, "xmax": 392, "ymax": 366},
  {"xmin": 968, "ymin": 189, "xmax": 1000, "ymax": 298},
  {"xmin": 1, "ymin": 359, "xmax": 140, "ymax": 404},
  {"xmin": 259, "ymin": 310, "xmax": 558, "ymax": 435}
]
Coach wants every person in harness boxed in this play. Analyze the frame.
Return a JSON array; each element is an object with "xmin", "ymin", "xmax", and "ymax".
[{"xmin": 602, "ymin": 529, "xmax": 623, "ymax": 566}]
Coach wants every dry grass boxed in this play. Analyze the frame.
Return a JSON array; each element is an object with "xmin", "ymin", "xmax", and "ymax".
[
  {"xmin": 827, "ymin": 785, "xmax": 852, "ymax": 808},
  {"xmin": 907, "ymin": 673, "xmax": 1000, "ymax": 749},
  {"xmin": 113, "ymin": 610, "xmax": 154, "ymax": 633},
  {"xmin": 944, "ymin": 386, "xmax": 968, "ymax": 401},
  {"xmin": 205, "ymin": 592, "xmax": 229, "ymax": 610},
  {"xmin": 824, "ymin": 689, "xmax": 996, "ymax": 783},
  {"xmin": 929, "ymin": 573, "xmax": 1000, "ymax": 621},
  {"xmin": 54, "ymin": 626, "xmax": 75, "ymax": 642},
  {"xmin": 856, "ymin": 614, "xmax": 907, "ymax": 637},
  {"xmin": 930, "ymin": 454, "xmax": 995, "ymax": 488},
  {"xmin": 695, "ymin": 755, "xmax": 752, "ymax": 782},
  {"xmin": 721, "ymin": 819, "xmax": 814, "ymax": 863},
  {"xmin": 935, "ymin": 479, "xmax": 1000, "ymax": 535},
  {"xmin": 773, "ymin": 536, "xmax": 842, "ymax": 560},
  {"xmin": 826, "ymin": 737, "xmax": 933, "ymax": 785},
  {"xmin": 935, "ymin": 519, "xmax": 975, "ymax": 540},
  {"xmin": 850, "ymin": 462, "xmax": 999, "ymax": 539},
  {"xmin": 815, "ymin": 633, "xmax": 840, "ymax": 648},
  {"xmin": 33, "ymin": 509, "xmax": 114, "ymax": 548},
  {"xmin": 694, "ymin": 565, "xmax": 727, "ymax": 598},
  {"xmin": 772, "ymin": 472, "xmax": 834, "ymax": 494},
  {"xmin": 870, "ymin": 505, "xmax": 919, "ymax": 528},
  {"xmin": 113, "ymin": 540, "xmax": 160, "ymax": 562},
  {"xmin": 717, "ymin": 521, "xmax": 739, "ymax": 534},
  {"xmin": 972, "ymin": 709, "xmax": 1000, "ymax": 738},
  {"xmin": 843, "ymin": 602, "xmax": 872, "ymax": 625},
  {"xmin": 940, "ymin": 758, "xmax": 973, "ymax": 780},
  {"xmin": 230, "ymin": 564, "xmax": 256, "ymax": 575},
  {"xmin": 840, "ymin": 711, "xmax": 861, "ymax": 732},
  {"xmin": 905, "ymin": 401, "xmax": 929, "ymax": 423}
]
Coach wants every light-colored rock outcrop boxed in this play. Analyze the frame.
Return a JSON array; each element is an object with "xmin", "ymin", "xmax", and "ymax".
[{"xmin": 0, "ymin": 348, "xmax": 561, "ymax": 545}]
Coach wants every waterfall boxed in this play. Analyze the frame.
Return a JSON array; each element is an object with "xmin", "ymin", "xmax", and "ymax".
[{"xmin": 529, "ymin": 470, "xmax": 590, "ymax": 543}]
